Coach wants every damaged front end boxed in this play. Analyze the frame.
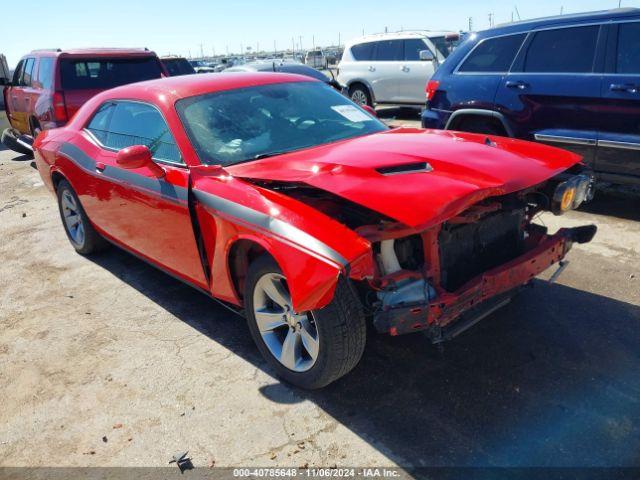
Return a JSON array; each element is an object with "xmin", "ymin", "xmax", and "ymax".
[
  {"xmin": 238, "ymin": 161, "xmax": 596, "ymax": 343},
  {"xmin": 359, "ymin": 170, "xmax": 596, "ymax": 340}
]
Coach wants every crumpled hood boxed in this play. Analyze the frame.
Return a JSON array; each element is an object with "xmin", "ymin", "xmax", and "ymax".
[{"xmin": 227, "ymin": 128, "xmax": 582, "ymax": 229}]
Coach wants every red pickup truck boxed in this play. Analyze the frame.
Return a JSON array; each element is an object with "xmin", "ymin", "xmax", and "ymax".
[{"xmin": 2, "ymin": 48, "xmax": 164, "ymax": 155}]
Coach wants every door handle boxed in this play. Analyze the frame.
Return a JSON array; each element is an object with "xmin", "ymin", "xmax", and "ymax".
[
  {"xmin": 610, "ymin": 83, "xmax": 638, "ymax": 93},
  {"xmin": 505, "ymin": 80, "xmax": 529, "ymax": 90},
  {"xmin": 95, "ymin": 162, "xmax": 106, "ymax": 172},
  {"xmin": 368, "ymin": 66, "xmax": 376, "ymax": 72},
  {"xmin": 401, "ymin": 65, "xmax": 410, "ymax": 72}
]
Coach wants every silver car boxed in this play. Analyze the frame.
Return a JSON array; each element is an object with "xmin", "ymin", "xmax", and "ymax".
[{"xmin": 337, "ymin": 31, "xmax": 459, "ymax": 107}]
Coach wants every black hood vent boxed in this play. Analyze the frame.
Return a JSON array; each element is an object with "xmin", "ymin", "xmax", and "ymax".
[{"xmin": 376, "ymin": 162, "xmax": 433, "ymax": 176}]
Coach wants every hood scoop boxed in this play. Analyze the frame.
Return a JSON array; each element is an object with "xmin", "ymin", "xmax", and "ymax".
[{"xmin": 376, "ymin": 162, "xmax": 433, "ymax": 176}]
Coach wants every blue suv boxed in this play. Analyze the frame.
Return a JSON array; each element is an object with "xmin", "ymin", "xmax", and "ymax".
[{"xmin": 421, "ymin": 8, "xmax": 640, "ymax": 186}]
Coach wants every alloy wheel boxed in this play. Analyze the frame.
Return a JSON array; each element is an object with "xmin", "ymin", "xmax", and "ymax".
[
  {"xmin": 61, "ymin": 190, "xmax": 85, "ymax": 247},
  {"xmin": 252, "ymin": 273, "xmax": 319, "ymax": 372},
  {"xmin": 351, "ymin": 90, "xmax": 368, "ymax": 106}
]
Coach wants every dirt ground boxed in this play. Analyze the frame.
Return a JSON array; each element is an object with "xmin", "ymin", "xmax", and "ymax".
[{"xmin": 1, "ymin": 122, "xmax": 640, "ymax": 468}]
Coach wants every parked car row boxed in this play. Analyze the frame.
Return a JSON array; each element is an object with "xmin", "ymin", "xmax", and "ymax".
[{"xmin": 332, "ymin": 9, "xmax": 640, "ymax": 187}]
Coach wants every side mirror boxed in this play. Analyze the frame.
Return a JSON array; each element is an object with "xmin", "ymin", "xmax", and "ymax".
[
  {"xmin": 419, "ymin": 50, "xmax": 435, "ymax": 62},
  {"xmin": 361, "ymin": 105, "xmax": 377, "ymax": 117},
  {"xmin": 116, "ymin": 145, "xmax": 165, "ymax": 178}
]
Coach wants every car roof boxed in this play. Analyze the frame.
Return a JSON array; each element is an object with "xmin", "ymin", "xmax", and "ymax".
[
  {"xmin": 27, "ymin": 48, "xmax": 157, "ymax": 58},
  {"xmin": 98, "ymin": 72, "xmax": 317, "ymax": 102},
  {"xmin": 223, "ymin": 62, "xmax": 330, "ymax": 84},
  {"xmin": 346, "ymin": 30, "xmax": 457, "ymax": 46},
  {"xmin": 482, "ymin": 8, "xmax": 640, "ymax": 36}
]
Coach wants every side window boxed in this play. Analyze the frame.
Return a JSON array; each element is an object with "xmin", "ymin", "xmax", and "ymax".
[
  {"xmin": 523, "ymin": 25, "xmax": 599, "ymax": 73},
  {"xmin": 12, "ymin": 60, "xmax": 24, "ymax": 85},
  {"xmin": 22, "ymin": 58, "xmax": 35, "ymax": 86},
  {"xmin": 404, "ymin": 39, "xmax": 429, "ymax": 61},
  {"xmin": 350, "ymin": 42, "xmax": 375, "ymax": 61},
  {"xmin": 458, "ymin": 34, "xmax": 526, "ymax": 73},
  {"xmin": 94, "ymin": 101, "xmax": 182, "ymax": 164},
  {"xmin": 616, "ymin": 22, "xmax": 640, "ymax": 74},
  {"xmin": 87, "ymin": 102, "xmax": 117, "ymax": 144},
  {"xmin": 374, "ymin": 40, "xmax": 404, "ymax": 61},
  {"xmin": 36, "ymin": 57, "xmax": 55, "ymax": 89}
]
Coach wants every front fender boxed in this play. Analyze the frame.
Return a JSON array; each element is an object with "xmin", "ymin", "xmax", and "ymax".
[{"xmin": 191, "ymin": 169, "xmax": 372, "ymax": 312}]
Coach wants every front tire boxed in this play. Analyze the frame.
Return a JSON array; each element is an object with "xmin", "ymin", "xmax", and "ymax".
[
  {"xmin": 56, "ymin": 180, "xmax": 108, "ymax": 255},
  {"xmin": 245, "ymin": 255, "xmax": 366, "ymax": 389}
]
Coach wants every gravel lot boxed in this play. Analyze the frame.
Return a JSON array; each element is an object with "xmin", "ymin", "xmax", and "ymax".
[{"xmin": 1, "ymin": 119, "xmax": 640, "ymax": 468}]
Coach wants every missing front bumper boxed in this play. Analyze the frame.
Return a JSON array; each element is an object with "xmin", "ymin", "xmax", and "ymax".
[{"xmin": 373, "ymin": 224, "xmax": 597, "ymax": 337}]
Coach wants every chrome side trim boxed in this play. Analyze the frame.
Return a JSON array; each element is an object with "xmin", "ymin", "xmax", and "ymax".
[
  {"xmin": 534, "ymin": 134, "xmax": 597, "ymax": 146},
  {"xmin": 193, "ymin": 190, "xmax": 348, "ymax": 268},
  {"xmin": 598, "ymin": 139, "xmax": 640, "ymax": 151}
]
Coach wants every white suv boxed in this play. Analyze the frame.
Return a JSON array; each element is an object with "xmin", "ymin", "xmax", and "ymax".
[
  {"xmin": 305, "ymin": 50, "xmax": 326, "ymax": 69},
  {"xmin": 337, "ymin": 31, "xmax": 459, "ymax": 107}
]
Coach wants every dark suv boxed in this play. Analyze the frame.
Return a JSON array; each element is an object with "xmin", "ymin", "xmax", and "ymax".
[
  {"xmin": 421, "ymin": 8, "xmax": 640, "ymax": 186},
  {"xmin": 2, "ymin": 48, "xmax": 164, "ymax": 155}
]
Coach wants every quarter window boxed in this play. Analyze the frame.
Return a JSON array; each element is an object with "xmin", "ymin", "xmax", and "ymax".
[
  {"xmin": 458, "ymin": 34, "xmax": 526, "ymax": 73},
  {"xmin": 523, "ymin": 25, "xmax": 599, "ymax": 73},
  {"xmin": 374, "ymin": 40, "xmax": 403, "ymax": 61},
  {"xmin": 87, "ymin": 101, "xmax": 182, "ymax": 164},
  {"xmin": 616, "ymin": 22, "xmax": 640, "ymax": 74},
  {"xmin": 87, "ymin": 102, "xmax": 116, "ymax": 145},
  {"xmin": 350, "ymin": 42, "xmax": 375, "ymax": 61},
  {"xmin": 404, "ymin": 39, "xmax": 428, "ymax": 61}
]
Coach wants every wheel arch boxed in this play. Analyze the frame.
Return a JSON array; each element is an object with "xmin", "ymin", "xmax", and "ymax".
[
  {"xmin": 227, "ymin": 237, "xmax": 269, "ymax": 304},
  {"xmin": 445, "ymin": 109, "xmax": 514, "ymax": 137},
  {"xmin": 222, "ymin": 232, "xmax": 344, "ymax": 313},
  {"xmin": 50, "ymin": 169, "xmax": 68, "ymax": 191},
  {"xmin": 346, "ymin": 79, "xmax": 376, "ymax": 104}
]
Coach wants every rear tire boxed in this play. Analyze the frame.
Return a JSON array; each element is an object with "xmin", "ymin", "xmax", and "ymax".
[
  {"xmin": 1, "ymin": 128, "xmax": 33, "ymax": 156},
  {"xmin": 349, "ymin": 84, "xmax": 373, "ymax": 107},
  {"xmin": 56, "ymin": 180, "xmax": 108, "ymax": 255},
  {"xmin": 244, "ymin": 255, "xmax": 366, "ymax": 389}
]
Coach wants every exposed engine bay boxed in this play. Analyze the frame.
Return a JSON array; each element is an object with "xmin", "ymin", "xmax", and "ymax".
[{"xmin": 252, "ymin": 167, "xmax": 596, "ymax": 340}]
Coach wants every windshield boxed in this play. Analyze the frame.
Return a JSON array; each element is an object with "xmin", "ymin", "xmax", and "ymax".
[
  {"xmin": 60, "ymin": 57, "xmax": 163, "ymax": 90},
  {"xmin": 162, "ymin": 58, "xmax": 196, "ymax": 76},
  {"xmin": 429, "ymin": 36, "xmax": 460, "ymax": 58},
  {"xmin": 176, "ymin": 81, "xmax": 387, "ymax": 166}
]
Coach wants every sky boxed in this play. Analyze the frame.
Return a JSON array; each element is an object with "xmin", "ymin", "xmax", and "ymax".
[{"xmin": 1, "ymin": 0, "xmax": 636, "ymax": 67}]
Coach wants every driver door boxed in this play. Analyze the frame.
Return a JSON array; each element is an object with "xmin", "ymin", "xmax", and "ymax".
[{"xmin": 79, "ymin": 100, "xmax": 208, "ymax": 288}]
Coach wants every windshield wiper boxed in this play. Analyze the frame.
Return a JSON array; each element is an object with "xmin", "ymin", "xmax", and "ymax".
[
  {"xmin": 224, "ymin": 151, "xmax": 289, "ymax": 167},
  {"xmin": 252, "ymin": 151, "xmax": 290, "ymax": 160}
]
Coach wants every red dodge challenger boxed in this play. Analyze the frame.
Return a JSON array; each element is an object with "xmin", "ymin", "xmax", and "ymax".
[{"xmin": 34, "ymin": 73, "xmax": 596, "ymax": 388}]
